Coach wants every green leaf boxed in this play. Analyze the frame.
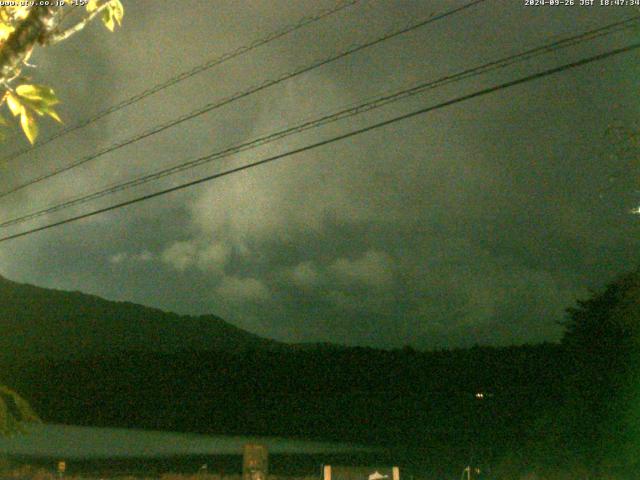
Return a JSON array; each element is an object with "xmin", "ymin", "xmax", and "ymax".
[
  {"xmin": 0, "ymin": 22, "xmax": 14, "ymax": 42},
  {"xmin": 102, "ymin": 7, "xmax": 114, "ymax": 31},
  {"xmin": 19, "ymin": 110, "xmax": 37, "ymax": 144},
  {"xmin": 47, "ymin": 109, "xmax": 62, "ymax": 123},
  {"xmin": 16, "ymin": 84, "xmax": 59, "ymax": 105},
  {"xmin": 101, "ymin": 1, "xmax": 124, "ymax": 32},
  {"xmin": 20, "ymin": 97, "xmax": 50, "ymax": 115},
  {"xmin": 110, "ymin": 0, "xmax": 124, "ymax": 27},
  {"xmin": 0, "ymin": 114, "xmax": 7, "ymax": 126},
  {"xmin": 5, "ymin": 93, "xmax": 23, "ymax": 117},
  {"xmin": 86, "ymin": 0, "xmax": 100, "ymax": 12}
]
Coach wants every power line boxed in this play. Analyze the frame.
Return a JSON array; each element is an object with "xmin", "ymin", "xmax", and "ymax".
[
  {"xmin": 0, "ymin": 0, "xmax": 362, "ymax": 164},
  {"xmin": 0, "ymin": 0, "xmax": 486, "ymax": 199},
  {"xmin": 1, "ymin": 15, "xmax": 637, "ymax": 229},
  {"xmin": 0, "ymin": 40, "xmax": 637, "ymax": 244}
]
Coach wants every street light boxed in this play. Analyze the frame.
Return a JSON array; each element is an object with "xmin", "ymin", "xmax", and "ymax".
[
  {"xmin": 475, "ymin": 392, "xmax": 494, "ymax": 400},
  {"xmin": 465, "ymin": 391, "xmax": 494, "ymax": 478}
]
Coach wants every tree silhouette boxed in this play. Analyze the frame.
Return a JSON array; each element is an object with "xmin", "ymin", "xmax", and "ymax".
[{"xmin": 561, "ymin": 267, "xmax": 640, "ymax": 472}]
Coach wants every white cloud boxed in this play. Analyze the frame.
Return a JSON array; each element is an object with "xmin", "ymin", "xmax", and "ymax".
[
  {"xmin": 109, "ymin": 252, "xmax": 127, "ymax": 265},
  {"xmin": 329, "ymin": 250, "xmax": 394, "ymax": 287},
  {"xmin": 196, "ymin": 242, "xmax": 231, "ymax": 273},
  {"xmin": 185, "ymin": 76, "xmax": 382, "ymax": 254},
  {"xmin": 161, "ymin": 241, "xmax": 198, "ymax": 272},
  {"xmin": 215, "ymin": 276, "xmax": 269, "ymax": 303},
  {"xmin": 288, "ymin": 261, "xmax": 320, "ymax": 288},
  {"xmin": 109, "ymin": 250, "xmax": 154, "ymax": 265},
  {"xmin": 161, "ymin": 240, "xmax": 230, "ymax": 273}
]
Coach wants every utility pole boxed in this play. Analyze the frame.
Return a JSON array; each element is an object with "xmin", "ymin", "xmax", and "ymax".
[
  {"xmin": 461, "ymin": 465, "xmax": 482, "ymax": 480},
  {"xmin": 461, "ymin": 466, "xmax": 470, "ymax": 480}
]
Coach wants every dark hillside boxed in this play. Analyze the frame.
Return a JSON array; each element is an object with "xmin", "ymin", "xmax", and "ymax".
[{"xmin": 0, "ymin": 275, "xmax": 279, "ymax": 360}]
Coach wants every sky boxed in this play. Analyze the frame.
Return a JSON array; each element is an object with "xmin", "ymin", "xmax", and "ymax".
[{"xmin": 0, "ymin": 0, "xmax": 639, "ymax": 350}]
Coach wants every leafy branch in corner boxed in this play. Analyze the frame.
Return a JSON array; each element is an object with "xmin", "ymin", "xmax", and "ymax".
[
  {"xmin": 0, "ymin": 385, "xmax": 41, "ymax": 436},
  {"xmin": 0, "ymin": 0, "xmax": 124, "ymax": 144}
]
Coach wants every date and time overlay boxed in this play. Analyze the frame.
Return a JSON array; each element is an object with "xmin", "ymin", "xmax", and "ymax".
[
  {"xmin": 0, "ymin": 0, "xmax": 639, "ymax": 9},
  {"xmin": 525, "ymin": 0, "xmax": 640, "ymax": 6},
  {"xmin": 0, "ymin": 1, "xmax": 94, "ymax": 7}
]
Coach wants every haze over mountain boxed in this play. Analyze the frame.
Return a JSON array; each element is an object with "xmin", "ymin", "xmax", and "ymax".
[{"xmin": 0, "ymin": 274, "xmax": 279, "ymax": 360}]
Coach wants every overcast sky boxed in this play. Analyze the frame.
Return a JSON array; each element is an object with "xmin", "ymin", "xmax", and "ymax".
[{"xmin": 0, "ymin": 0, "xmax": 638, "ymax": 349}]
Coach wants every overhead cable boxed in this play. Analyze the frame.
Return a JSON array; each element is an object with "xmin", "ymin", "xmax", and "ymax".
[
  {"xmin": 0, "ymin": 0, "xmax": 486, "ymax": 199},
  {"xmin": 1, "ymin": 15, "xmax": 636, "ymax": 228},
  {"xmin": 0, "ymin": 40, "xmax": 637, "ymax": 243}
]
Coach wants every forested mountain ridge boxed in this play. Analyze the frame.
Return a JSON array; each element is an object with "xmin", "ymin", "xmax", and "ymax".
[{"xmin": 0, "ymin": 274, "xmax": 279, "ymax": 360}]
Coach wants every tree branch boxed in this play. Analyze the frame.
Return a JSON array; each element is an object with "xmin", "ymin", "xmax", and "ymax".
[
  {"xmin": 0, "ymin": 5, "xmax": 63, "ymax": 84},
  {"xmin": 45, "ymin": 2, "xmax": 111, "ymax": 45}
]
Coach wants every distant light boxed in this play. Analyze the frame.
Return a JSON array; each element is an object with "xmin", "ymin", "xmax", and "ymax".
[
  {"xmin": 475, "ymin": 392, "xmax": 484, "ymax": 399},
  {"xmin": 631, "ymin": 206, "xmax": 640, "ymax": 215}
]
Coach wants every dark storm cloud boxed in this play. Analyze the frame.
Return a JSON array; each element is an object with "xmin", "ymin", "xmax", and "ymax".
[{"xmin": 0, "ymin": 0, "xmax": 639, "ymax": 349}]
